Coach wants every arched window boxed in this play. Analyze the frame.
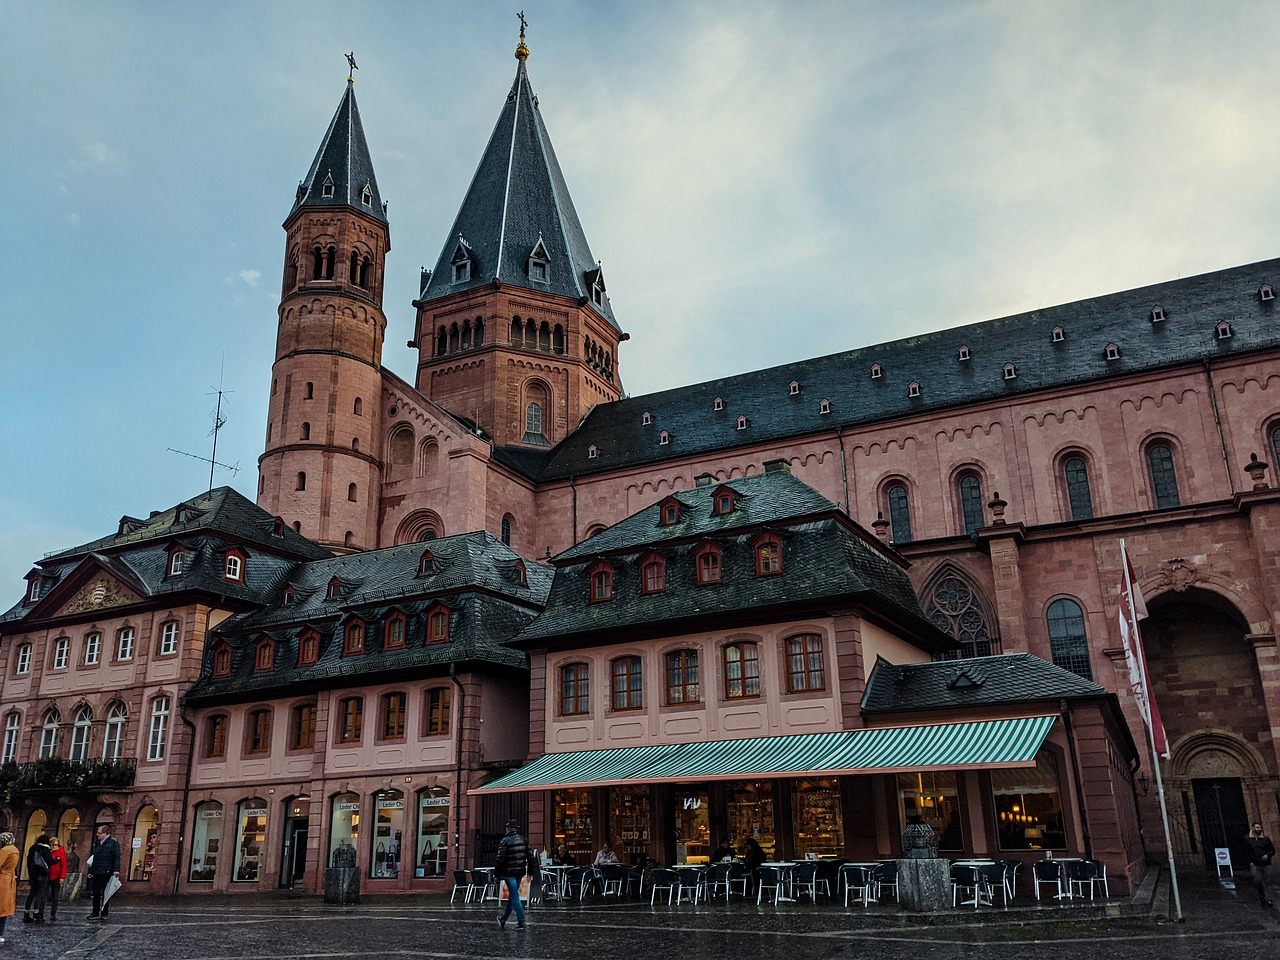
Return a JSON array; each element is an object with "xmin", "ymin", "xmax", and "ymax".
[
  {"xmin": 695, "ymin": 544, "xmax": 722, "ymax": 585},
  {"xmin": 1270, "ymin": 422, "xmax": 1280, "ymax": 474},
  {"xmin": 1046, "ymin": 598, "xmax": 1093, "ymax": 680},
  {"xmin": 212, "ymin": 642, "xmax": 233, "ymax": 677},
  {"xmin": 103, "ymin": 702, "xmax": 126, "ymax": 760},
  {"xmin": 1146, "ymin": 441, "xmax": 1181, "ymax": 509},
  {"xmin": 754, "ymin": 536, "xmax": 782, "ymax": 575},
  {"xmin": 296, "ymin": 472, "xmax": 307, "ymax": 491},
  {"xmin": 39, "ymin": 709, "xmax": 60, "ymax": 758},
  {"xmin": 723, "ymin": 642, "xmax": 760, "ymax": 699},
  {"xmin": 525, "ymin": 402, "xmax": 543, "ymax": 438},
  {"xmin": 886, "ymin": 482, "xmax": 913, "ymax": 543},
  {"xmin": 343, "ymin": 620, "xmax": 365, "ymax": 656},
  {"xmin": 559, "ymin": 663, "xmax": 590, "ymax": 716},
  {"xmin": 189, "ymin": 801, "xmax": 224, "ymax": 882},
  {"xmin": 1062, "ymin": 456, "xmax": 1094, "ymax": 520},
  {"xmin": 957, "ymin": 471, "xmax": 985, "ymax": 535},
  {"xmin": 501, "ymin": 515, "xmax": 512, "ymax": 545},
  {"xmin": 254, "ymin": 638, "xmax": 274, "ymax": 673},
  {"xmin": 641, "ymin": 557, "xmax": 666, "ymax": 594},
  {"xmin": 784, "ymin": 634, "xmax": 826, "ymax": 693},
  {"xmin": 347, "ymin": 483, "xmax": 357, "ymax": 502},
  {"xmin": 510, "ymin": 317, "xmax": 523, "ymax": 346},
  {"xmin": 665, "ymin": 649, "xmax": 699, "ymax": 704},
  {"xmin": 354, "ymin": 397, "xmax": 363, "ymax": 416},
  {"xmin": 301, "ymin": 422, "xmax": 310, "ymax": 440},
  {"xmin": 297, "ymin": 629, "xmax": 320, "ymax": 667},
  {"xmin": 388, "ymin": 424, "xmax": 415, "ymax": 464},
  {"xmin": 924, "ymin": 570, "xmax": 995, "ymax": 659},
  {"xmin": 610, "ymin": 656, "xmax": 643, "ymax": 711},
  {"xmin": 69, "ymin": 706, "xmax": 93, "ymax": 761},
  {"xmin": 147, "ymin": 696, "xmax": 171, "ymax": 761}
]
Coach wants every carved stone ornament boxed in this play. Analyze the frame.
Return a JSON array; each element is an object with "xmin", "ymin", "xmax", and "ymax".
[
  {"xmin": 1152, "ymin": 558, "xmax": 1198, "ymax": 593},
  {"xmin": 62, "ymin": 577, "xmax": 130, "ymax": 615}
]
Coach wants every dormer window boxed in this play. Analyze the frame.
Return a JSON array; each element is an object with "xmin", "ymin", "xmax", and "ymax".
[
  {"xmin": 527, "ymin": 238, "xmax": 551, "ymax": 283},
  {"xmin": 588, "ymin": 562, "xmax": 614, "ymax": 603},
  {"xmin": 515, "ymin": 561, "xmax": 527, "ymax": 587},
  {"xmin": 752, "ymin": 533, "xmax": 783, "ymax": 576},
  {"xmin": 736, "ymin": 416, "xmax": 748, "ymax": 430},
  {"xmin": 343, "ymin": 620, "xmax": 365, "ymax": 657},
  {"xmin": 588, "ymin": 444, "xmax": 598, "ymax": 459},
  {"xmin": 224, "ymin": 549, "xmax": 246, "ymax": 584},
  {"xmin": 1051, "ymin": 326, "xmax": 1066, "ymax": 342},
  {"xmin": 958, "ymin": 345, "xmax": 971, "ymax": 361},
  {"xmin": 418, "ymin": 550, "xmax": 435, "ymax": 575},
  {"xmin": 297, "ymin": 629, "xmax": 320, "ymax": 667},
  {"xmin": 360, "ymin": 184, "xmax": 372, "ymax": 206},
  {"xmin": 321, "ymin": 174, "xmax": 335, "ymax": 199},
  {"xmin": 212, "ymin": 643, "xmax": 232, "ymax": 678},
  {"xmin": 1216, "ymin": 321, "xmax": 1233, "ymax": 339},
  {"xmin": 254, "ymin": 638, "xmax": 274, "ymax": 673},
  {"xmin": 659, "ymin": 431, "xmax": 671, "ymax": 445},
  {"xmin": 1150, "ymin": 305, "xmax": 1166, "ymax": 322},
  {"xmin": 272, "ymin": 517, "xmax": 286, "ymax": 537},
  {"xmin": 713, "ymin": 397, "xmax": 724, "ymax": 411},
  {"xmin": 282, "ymin": 586, "xmax": 295, "ymax": 605},
  {"xmin": 174, "ymin": 503, "xmax": 193, "ymax": 523},
  {"xmin": 449, "ymin": 239, "xmax": 473, "ymax": 284},
  {"xmin": 789, "ymin": 381, "xmax": 800, "ymax": 395},
  {"xmin": 385, "ymin": 612, "xmax": 407, "ymax": 650},
  {"xmin": 694, "ymin": 543, "xmax": 723, "ymax": 586},
  {"xmin": 711, "ymin": 487, "xmax": 737, "ymax": 516},
  {"xmin": 907, "ymin": 381, "xmax": 921, "ymax": 398},
  {"xmin": 640, "ymin": 553, "xmax": 666, "ymax": 595},
  {"xmin": 1260, "ymin": 284, "xmax": 1275, "ymax": 302},
  {"xmin": 25, "ymin": 575, "xmax": 43, "ymax": 604},
  {"xmin": 1105, "ymin": 343, "xmax": 1121, "ymax": 360},
  {"xmin": 426, "ymin": 602, "xmax": 451, "ymax": 643},
  {"xmin": 659, "ymin": 497, "xmax": 681, "ymax": 527},
  {"xmin": 870, "ymin": 363, "xmax": 883, "ymax": 379},
  {"xmin": 168, "ymin": 551, "xmax": 186, "ymax": 577},
  {"xmin": 1003, "ymin": 363, "xmax": 1017, "ymax": 380},
  {"xmin": 819, "ymin": 399, "xmax": 831, "ymax": 415},
  {"xmin": 326, "ymin": 577, "xmax": 342, "ymax": 600},
  {"xmin": 642, "ymin": 411, "xmax": 652, "ymax": 425}
]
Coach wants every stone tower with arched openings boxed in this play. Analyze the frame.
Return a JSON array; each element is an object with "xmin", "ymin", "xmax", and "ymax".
[
  {"xmin": 258, "ymin": 77, "xmax": 389, "ymax": 552},
  {"xmin": 410, "ymin": 32, "xmax": 626, "ymax": 448}
]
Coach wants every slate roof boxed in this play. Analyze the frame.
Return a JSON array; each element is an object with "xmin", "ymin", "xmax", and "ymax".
[
  {"xmin": 186, "ymin": 531, "xmax": 552, "ymax": 703},
  {"xmin": 416, "ymin": 57, "xmax": 621, "ymax": 332},
  {"xmin": 860, "ymin": 653, "xmax": 1109, "ymax": 714},
  {"xmin": 513, "ymin": 472, "xmax": 949, "ymax": 649},
  {"xmin": 493, "ymin": 257, "xmax": 1280, "ymax": 482},
  {"xmin": 1, "ymin": 488, "xmax": 330, "ymax": 626},
  {"xmin": 288, "ymin": 80, "xmax": 386, "ymax": 225}
]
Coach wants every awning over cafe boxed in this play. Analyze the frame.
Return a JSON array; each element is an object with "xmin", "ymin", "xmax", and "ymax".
[{"xmin": 474, "ymin": 715, "xmax": 1056, "ymax": 794}]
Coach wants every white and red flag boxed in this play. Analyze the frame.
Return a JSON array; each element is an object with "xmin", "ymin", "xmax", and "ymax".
[{"xmin": 1118, "ymin": 539, "xmax": 1168, "ymax": 758}]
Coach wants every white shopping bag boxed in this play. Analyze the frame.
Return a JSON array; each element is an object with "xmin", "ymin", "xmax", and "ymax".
[{"xmin": 103, "ymin": 875, "xmax": 122, "ymax": 905}]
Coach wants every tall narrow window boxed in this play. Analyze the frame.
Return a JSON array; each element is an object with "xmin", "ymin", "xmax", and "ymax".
[
  {"xmin": 887, "ymin": 483, "xmax": 913, "ymax": 543},
  {"xmin": 254, "ymin": 639, "xmax": 274, "ymax": 673},
  {"xmin": 298, "ymin": 630, "xmax": 320, "ymax": 666},
  {"xmin": 102, "ymin": 702, "xmax": 126, "ymax": 760},
  {"xmin": 526, "ymin": 402, "xmax": 543, "ymax": 438},
  {"xmin": 205, "ymin": 715, "xmax": 227, "ymax": 758},
  {"xmin": 501, "ymin": 516, "xmax": 512, "ymax": 545},
  {"xmin": 69, "ymin": 706, "xmax": 93, "ymax": 761},
  {"xmin": 290, "ymin": 703, "xmax": 316, "ymax": 750},
  {"xmin": 343, "ymin": 621, "xmax": 365, "ymax": 656},
  {"xmin": 666, "ymin": 649, "xmax": 699, "ymax": 704},
  {"xmin": 785, "ymin": 634, "xmax": 826, "ymax": 693},
  {"xmin": 212, "ymin": 643, "xmax": 233, "ymax": 678},
  {"xmin": 2, "ymin": 713, "xmax": 20, "ymax": 764},
  {"xmin": 611, "ymin": 656, "xmax": 643, "ymax": 711},
  {"xmin": 116, "ymin": 627, "xmax": 135, "ymax": 662},
  {"xmin": 1063, "ymin": 456, "xmax": 1094, "ymax": 520},
  {"xmin": 1146, "ymin": 442, "xmax": 1181, "ymax": 509},
  {"xmin": 159, "ymin": 621, "xmax": 180, "ymax": 656},
  {"xmin": 147, "ymin": 696, "xmax": 170, "ymax": 761},
  {"xmin": 1046, "ymin": 598, "xmax": 1093, "ymax": 680},
  {"xmin": 957, "ymin": 472, "xmax": 985, "ymax": 535},
  {"xmin": 338, "ymin": 697, "xmax": 363, "ymax": 743},
  {"xmin": 83, "ymin": 631, "xmax": 101, "ymax": 666},
  {"xmin": 244, "ymin": 709, "xmax": 271, "ymax": 755},
  {"xmin": 559, "ymin": 663, "xmax": 590, "ymax": 716},
  {"xmin": 590, "ymin": 567, "xmax": 614, "ymax": 602},
  {"xmin": 723, "ymin": 642, "xmax": 760, "ymax": 699},
  {"xmin": 424, "ymin": 688, "xmax": 452, "ymax": 735},
  {"xmin": 15, "ymin": 643, "xmax": 31, "ymax": 675},
  {"xmin": 39, "ymin": 709, "xmax": 60, "ymax": 758},
  {"xmin": 384, "ymin": 614, "xmax": 406, "ymax": 650},
  {"xmin": 427, "ymin": 605, "xmax": 450, "ymax": 643},
  {"xmin": 52, "ymin": 636, "xmax": 69, "ymax": 670},
  {"xmin": 381, "ymin": 692, "xmax": 407, "ymax": 741},
  {"xmin": 1270, "ymin": 423, "xmax": 1280, "ymax": 475}
]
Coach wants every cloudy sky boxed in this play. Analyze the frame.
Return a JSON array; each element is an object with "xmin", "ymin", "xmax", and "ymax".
[{"xmin": 5, "ymin": 0, "xmax": 1280, "ymax": 598}]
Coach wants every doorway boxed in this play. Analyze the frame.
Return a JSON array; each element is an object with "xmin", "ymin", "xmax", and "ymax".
[
  {"xmin": 280, "ymin": 798, "xmax": 310, "ymax": 889},
  {"xmin": 1192, "ymin": 778, "xmax": 1248, "ymax": 871}
]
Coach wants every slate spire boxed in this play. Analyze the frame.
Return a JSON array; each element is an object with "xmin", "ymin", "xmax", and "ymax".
[
  {"xmin": 290, "ymin": 78, "xmax": 387, "ymax": 224},
  {"xmin": 418, "ymin": 39, "xmax": 619, "ymax": 330}
]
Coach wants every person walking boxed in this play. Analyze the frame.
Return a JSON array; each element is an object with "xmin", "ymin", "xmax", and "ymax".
[
  {"xmin": 1245, "ymin": 821, "xmax": 1275, "ymax": 907},
  {"xmin": 87, "ymin": 824, "xmax": 121, "ymax": 921},
  {"xmin": 494, "ymin": 820, "xmax": 535, "ymax": 930},
  {"xmin": 22, "ymin": 835, "xmax": 50, "ymax": 923},
  {"xmin": 46, "ymin": 837, "xmax": 67, "ymax": 922},
  {"xmin": 0, "ymin": 832, "xmax": 18, "ymax": 944}
]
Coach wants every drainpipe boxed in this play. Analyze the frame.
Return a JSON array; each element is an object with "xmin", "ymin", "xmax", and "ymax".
[
  {"xmin": 1061, "ymin": 699, "xmax": 1093, "ymax": 859},
  {"xmin": 172, "ymin": 697, "xmax": 198, "ymax": 895},
  {"xmin": 1203, "ymin": 361, "xmax": 1236, "ymax": 495},
  {"xmin": 570, "ymin": 475, "xmax": 579, "ymax": 545},
  {"xmin": 451, "ymin": 663, "xmax": 465, "ymax": 870}
]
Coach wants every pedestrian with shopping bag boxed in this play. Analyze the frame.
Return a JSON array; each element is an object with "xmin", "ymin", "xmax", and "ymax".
[{"xmin": 494, "ymin": 820, "xmax": 536, "ymax": 930}]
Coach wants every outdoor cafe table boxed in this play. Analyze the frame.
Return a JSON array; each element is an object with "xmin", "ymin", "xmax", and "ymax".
[
  {"xmin": 761, "ymin": 862, "xmax": 798, "ymax": 902},
  {"xmin": 539, "ymin": 863, "xmax": 570, "ymax": 900}
]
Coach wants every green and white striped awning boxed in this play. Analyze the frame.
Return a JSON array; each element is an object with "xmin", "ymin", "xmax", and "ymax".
[{"xmin": 475, "ymin": 715, "xmax": 1056, "ymax": 793}]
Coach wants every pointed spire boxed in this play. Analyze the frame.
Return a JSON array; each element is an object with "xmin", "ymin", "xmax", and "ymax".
[
  {"xmin": 290, "ymin": 77, "xmax": 386, "ymax": 224},
  {"xmin": 418, "ymin": 42, "xmax": 620, "ymax": 331}
]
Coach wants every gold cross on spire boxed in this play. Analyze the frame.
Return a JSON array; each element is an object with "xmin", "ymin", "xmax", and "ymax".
[{"xmin": 515, "ymin": 11, "xmax": 530, "ymax": 60}]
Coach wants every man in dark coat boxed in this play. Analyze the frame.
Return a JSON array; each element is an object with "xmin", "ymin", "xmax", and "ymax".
[
  {"xmin": 87, "ymin": 824, "xmax": 121, "ymax": 921},
  {"xmin": 1246, "ymin": 821, "xmax": 1276, "ymax": 907},
  {"xmin": 494, "ymin": 820, "xmax": 535, "ymax": 930}
]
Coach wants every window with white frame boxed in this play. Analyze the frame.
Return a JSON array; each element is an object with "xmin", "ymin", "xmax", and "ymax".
[
  {"xmin": 52, "ymin": 636, "xmax": 69, "ymax": 670},
  {"xmin": 103, "ymin": 702, "xmax": 126, "ymax": 760},
  {"xmin": 84, "ymin": 631, "xmax": 101, "ymax": 665},
  {"xmin": 225, "ymin": 554, "xmax": 243, "ymax": 582},
  {"xmin": 147, "ymin": 696, "xmax": 171, "ymax": 761},
  {"xmin": 2, "ymin": 713, "xmax": 20, "ymax": 763},
  {"xmin": 159, "ymin": 621, "xmax": 179, "ymax": 656},
  {"xmin": 15, "ymin": 643, "xmax": 31, "ymax": 675},
  {"xmin": 69, "ymin": 706, "xmax": 93, "ymax": 761},
  {"xmin": 39, "ymin": 709, "xmax": 60, "ymax": 758},
  {"xmin": 116, "ymin": 627, "xmax": 135, "ymax": 661},
  {"xmin": 169, "ymin": 551, "xmax": 186, "ymax": 576}
]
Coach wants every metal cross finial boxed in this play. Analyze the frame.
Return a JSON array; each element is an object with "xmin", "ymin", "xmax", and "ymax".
[
  {"xmin": 518, "ymin": 11, "xmax": 527, "ymax": 39},
  {"xmin": 345, "ymin": 52, "xmax": 359, "ymax": 80}
]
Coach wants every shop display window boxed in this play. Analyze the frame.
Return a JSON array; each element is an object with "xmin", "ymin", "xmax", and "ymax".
[
  {"xmin": 992, "ymin": 752, "xmax": 1066, "ymax": 851},
  {"xmin": 130, "ymin": 804, "xmax": 160, "ymax": 881},
  {"xmin": 552, "ymin": 789, "xmax": 594, "ymax": 863},
  {"xmin": 233, "ymin": 799, "xmax": 268, "ymax": 881},
  {"xmin": 896, "ymin": 771, "xmax": 962, "ymax": 852},
  {"xmin": 329, "ymin": 792, "xmax": 360, "ymax": 866},
  {"xmin": 189, "ymin": 801, "xmax": 223, "ymax": 882},
  {"xmin": 673, "ymin": 788, "xmax": 710, "ymax": 863},
  {"xmin": 416, "ymin": 787, "xmax": 449, "ymax": 877},
  {"xmin": 727, "ymin": 780, "xmax": 775, "ymax": 858},
  {"xmin": 792, "ymin": 779, "xmax": 842, "ymax": 858},
  {"xmin": 610, "ymin": 788, "xmax": 651, "ymax": 863},
  {"xmin": 370, "ymin": 790, "xmax": 404, "ymax": 878}
]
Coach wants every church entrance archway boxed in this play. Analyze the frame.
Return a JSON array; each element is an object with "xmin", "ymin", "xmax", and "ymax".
[{"xmin": 1191, "ymin": 778, "xmax": 1249, "ymax": 871}]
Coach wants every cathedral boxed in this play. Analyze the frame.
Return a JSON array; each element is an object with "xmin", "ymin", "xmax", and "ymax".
[{"xmin": 2, "ymin": 32, "xmax": 1279, "ymax": 899}]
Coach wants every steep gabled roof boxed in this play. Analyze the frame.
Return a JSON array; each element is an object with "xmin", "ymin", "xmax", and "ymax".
[
  {"xmin": 288, "ymin": 80, "xmax": 386, "ymax": 225},
  {"xmin": 417, "ymin": 54, "xmax": 620, "ymax": 331},
  {"xmin": 860, "ymin": 653, "xmax": 1108, "ymax": 713}
]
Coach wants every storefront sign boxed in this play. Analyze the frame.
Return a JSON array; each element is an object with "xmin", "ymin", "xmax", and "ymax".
[
  {"xmin": 420, "ymin": 797, "xmax": 449, "ymax": 807},
  {"xmin": 243, "ymin": 808, "xmax": 267, "ymax": 819},
  {"xmin": 376, "ymin": 799, "xmax": 404, "ymax": 810},
  {"xmin": 199, "ymin": 809, "xmax": 223, "ymax": 819},
  {"xmin": 336, "ymin": 802, "xmax": 360, "ymax": 812}
]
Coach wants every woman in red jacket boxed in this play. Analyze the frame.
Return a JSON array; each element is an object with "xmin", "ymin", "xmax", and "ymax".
[{"xmin": 46, "ymin": 837, "xmax": 68, "ymax": 923}]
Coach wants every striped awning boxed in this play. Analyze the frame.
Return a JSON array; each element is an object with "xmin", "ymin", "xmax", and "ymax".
[{"xmin": 474, "ymin": 715, "xmax": 1056, "ymax": 793}]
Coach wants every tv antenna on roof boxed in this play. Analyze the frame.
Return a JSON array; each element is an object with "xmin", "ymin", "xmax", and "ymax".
[{"xmin": 168, "ymin": 359, "xmax": 240, "ymax": 491}]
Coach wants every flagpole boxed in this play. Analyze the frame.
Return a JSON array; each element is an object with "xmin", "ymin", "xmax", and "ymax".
[{"xmin": 1120, "ymin": 539, "xmax": 1183, "ymax": 922}]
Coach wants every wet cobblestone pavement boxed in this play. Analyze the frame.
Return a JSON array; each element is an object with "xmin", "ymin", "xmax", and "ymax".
[{"xmin": 5, "ymin": 872, "xmax": 1277, "ymax": 960}]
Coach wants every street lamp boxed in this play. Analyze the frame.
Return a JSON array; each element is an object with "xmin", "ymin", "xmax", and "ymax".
[{"xmin": 1136, "ymin": 772, "xmax": 1150, "ymax": 796}]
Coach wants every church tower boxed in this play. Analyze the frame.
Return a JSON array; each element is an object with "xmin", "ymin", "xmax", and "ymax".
[
  {"xmin": 411, "ymin": 30, "xmax": 626, "ymax": 448},
  {"xmin": 258, "ymin": 74, "xmax": 389, "ymax": 552}
]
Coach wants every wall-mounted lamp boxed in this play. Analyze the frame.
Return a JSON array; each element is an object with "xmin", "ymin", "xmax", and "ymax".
[{"xmin": 1136, "ymin": 772, "xmax": 1150, "ymax": 796}]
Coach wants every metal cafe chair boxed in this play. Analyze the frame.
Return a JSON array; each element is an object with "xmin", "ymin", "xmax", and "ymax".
[
  {"xmin": 600, "ymin": 863, "xmax": 631, "ymax": 897},
  {"xmin": 675, "ymin": 866, "xmax": 705, "ymax": 904},
  {"xmin": 950, "ymin": 863, "xmax": 986, "ymax": 908},
  {"xmin": 1032, "ymin": 859, "xmax": 1067, "ymax": 900},
  {"xmin": 998, "ymin": 859, "xmax": 1022, "ymax": 901},
  {"xmin": 725, "ymin": 862, "xmax": 752, "ymax": 899},
  {"xmin": 756, "ymin": 865, "xmax": 786, "ymax": 905},
  {"xmin": 649, "ymin": 868, "xmax": 679, "ymax": 905},
  {"xmin": 980, "ymin": 861, "xmax": 1009, "ymax": 905},
  {"xmin": 1067, "ymin": 859, "xmax": 1107, "ymax": 900},
  {"xmin": 470, "ymin": 868, "xmax": 497, "ymax": 902},
  {"xmin": 449, "ymin": 869, "xmax": 473, "ymax": 903},
  {"xmin": 871, "ymin": 860, "xmax": 898, "ymax": 902},
  {"xmin": 705, "ymin": 862, "xmax": 734, "ymax": 901},
  {"xmin": 791, "ymin": 860, "xmax": 820, "ymax": 900},
  {"xmin": 840, "ymin": 863, "xmax": 875, "ymax": 907}
]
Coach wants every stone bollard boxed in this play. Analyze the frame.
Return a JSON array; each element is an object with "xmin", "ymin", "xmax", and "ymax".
[{"xmin": 897, "ymin": 857, "xmax": 951, "ymax": 912}]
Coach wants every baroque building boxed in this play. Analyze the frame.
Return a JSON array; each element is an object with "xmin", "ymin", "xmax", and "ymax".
[{"xmin": 3, "ymin": 32, "xmax": 1280, "ymax": 898}]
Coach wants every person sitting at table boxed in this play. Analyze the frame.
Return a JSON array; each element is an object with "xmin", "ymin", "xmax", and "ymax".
[
  {"xmin": 552, "ymin": 844, "xmax": 575, "ymax": 866},
  {"xmin": 594, "ymin": 841, "xmax": 619, "ymax": 866},
  {"xmin": 742, "ymin": 838, "xmax": 766, "ymax": 873},
  {"xmin": 710, "ymin": 836, "xmax": 736, "ymax": 862}
]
